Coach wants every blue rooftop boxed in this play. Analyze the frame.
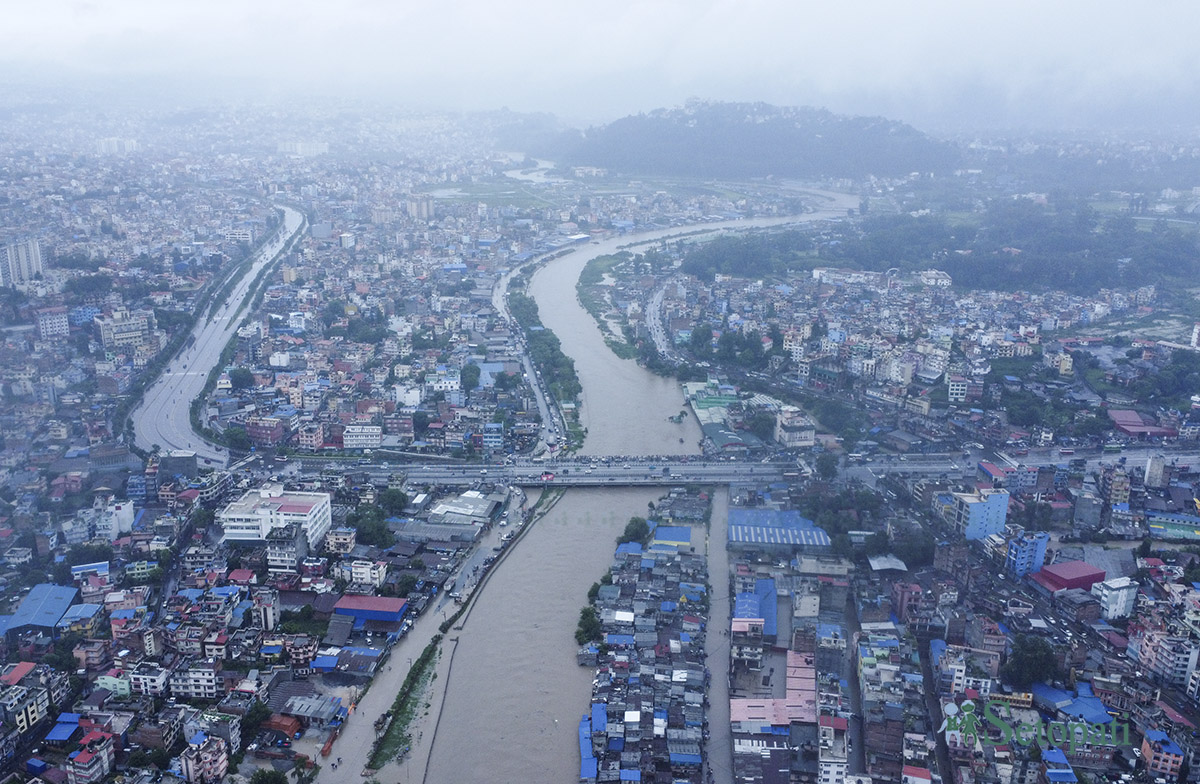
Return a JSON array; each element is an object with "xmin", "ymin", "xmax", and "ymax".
[
  {"xmin": 591, "ymin": 703, "xmax": 607, "ymax": 733},
  {"xmin": 10, "ymin": 584, "xmax": 77, "ymax": 632},
  {"xmin": 1146, "ymin": 730, "xmax": 1184, "ymax": 757},
  {"xmin": 653, "ymin": 526, "xmax": 691, "ymax": 545},
  {"xmin": 45, "ymin": 723, "xmax": 77, "ymax": 742}
]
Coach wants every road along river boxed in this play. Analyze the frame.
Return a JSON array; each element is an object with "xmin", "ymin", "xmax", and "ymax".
[
  {"xmin": 422, "ymin": 191, "xmax": 856, "ymax": 781},
  {"xmin": 131, "ymin": 206, "xmax": 306, "ymax": 466}
]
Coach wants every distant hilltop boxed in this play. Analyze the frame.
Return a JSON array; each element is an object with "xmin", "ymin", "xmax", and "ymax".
[{"xmin": 514, "ymin": 101, "xmax": 960, "ymax": 180}]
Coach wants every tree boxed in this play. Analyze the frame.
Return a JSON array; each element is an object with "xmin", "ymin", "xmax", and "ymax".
[
  {"xmin": 192, "ymin": 508, "xmax": 215, "ymax": 529},
  {"xmin": 347, "ymin": 504, "xmax": 396, "ymax": 548},
  {"xmin": 618, "ymin": 517, "xmax": 650, "ymax": 544},
  {"xmin": 378, "ymin": 488, "xmax": 409, "ymax": 516},
  {"xmin": 575, "ymin": 606, "xmax": 602, "ymax": 644},
  {"xmin": 225, "ymin": 427, "xmax": 252, "ymax": 451},
  {"xmin": 229, "ymin": 367, "xmax": 255, "ymax": 390},
  {"xmin": 394, "ymin": 573, "xmax": 419, "ymax": 597},
  {"xmin": 460, "ymin": 363, "xmax": 481, "ymax": 391},
  {"xmin": 688, "ymin": 324, "xmax": 712, "ymax": 357},
  {"xmin": 1001, "ymin": 635, "xmax": 1060, "ymax": 689},
  {"xmin": 65, "ymin": 274, "xmax": 113, "ymax": 298},
  {"xmin": 494, "ymin": 372, "xmax": 518, "ymax": 392},
  {"xmin": 251, "ymin": 770, "xmax": 289, "ymax": 784},
  {"xmin": 816, "ymin": 453, "xmax": 839, "ymax": 482},
  {"xmin": 241, "ymin": 700, "xmax": 272, "ymax": 744},
  {"xmin": 1138, "ymin": 538, "xmax": 1153, "ymax": 558},
  {"xmin": 747, "ymin": 412, "xmax": 776, "ymax": 442},
  {"xmin": 865, "ymin": 531, "xmax": 891, "ymax": 556}
]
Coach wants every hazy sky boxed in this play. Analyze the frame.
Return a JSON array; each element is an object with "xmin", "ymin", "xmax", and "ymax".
[{"xmin": 7, "ymin": 0, "xmax": 1200, "ymax": 132}]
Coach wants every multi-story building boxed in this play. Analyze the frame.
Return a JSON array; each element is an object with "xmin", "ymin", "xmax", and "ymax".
[
  {"xmin": 3, "ymin": 239, "xmax": 42, "ymax": 287},
  {"xmin": 325, "ymin": 527, "xmax": 357, "ymax": 555},
  {"xmin": 130, "ymin": 661, "xmax": 171, "ymax": 696},
  {"xmin": 1131, "ymin": 631, "xmax": 1199, "ymax": 689},
  {"xmin": 297, "ymin": 423, "xmax": 325, "ymax": 450},
  {"xmin": 218, "ymin": 483, "xmax": 331, "ymax": 549},
  {"xmin": 1091, "ymin": 577, "xmax": 1138, "ymax": 620},
  {"xmin": 244, "ymin": 416, "xmax": 285, "ymax": 448},
  {"xmin": 1144, "ymin": 454, "xmax": 1167, "ymax": 489},
  {"xmin": 1005, "ymin": 531, "xmax": 1049, "ymax": 577},
  {"xmin": 343, "ymin": 424, "xmax": 383, "ymax": 450},
  {"xmin": 1142, "ymin": 730, "xmax": 1185, "ymax": 778},
  {"xmin": 36, "ymin": 306, "xmax": 69, "ymax": 340},
  {"xmin": 952, "ymin": 488, "xmax": 1009, "ymax": 540},
  {"xmin": 1100, "ymin": 467, "xmax": 1131, "ymax": 506},
  {"xmin": 186, "ymin": 711, "xmax": 242, "ymax": 756},
  {"xmin": 264, "ymin": 525, "xmax": 307, "ymax": 573},
  {"xmin": 0, "ymin": 684, "xmax": 49, "ymax": 734},
  {"xmin": 340, "ymin": 559, "xmax": 388, "ymax": 588},
  {"xmin": 94, "ymin": 307, "xmax": 158, "ymax": 351},
  {"xmin": 775, "ymin": 406, "xmax": 816, "ymax": 448},
  {"xmin": 946, "ymin": 375, "xmax": 968, "ymax": 403},
  {"xmin": 168, "ymin": 659, "xmax": 223, "ymax": 701},
  {"xmin": 66, "ymin": 729, "xmax": 114, "ymax": 784},
  {"xmin": 179, "ymin": 734, "xmax": 228, "ymax": 784},
  {"xmin": 128, "ymin": 706, "xmax": 185, "ymax": 750}
]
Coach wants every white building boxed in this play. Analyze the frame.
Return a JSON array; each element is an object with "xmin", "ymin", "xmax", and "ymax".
[
  {"xmin": 129, "ymin": 662, "xmax": 170, "ymax": 696},
  {"xmin": 91, "ymin": 496, "xmax": 135, "ymax": 540},
  {"xmin": 36, "ymin": 306, "xmax": 69, "ymax": 340},
  {"xmin": 168, "ymin": 659, "xmax": 222, "ymax": 701},
  {"xmin": 1144, "ymin": 454, "xmax": 1167, "ymax": 489},
  {"xmin": 3, "ymin": 239, "xmax": 42, "ymax": 287},
  {"xmin": 919, "ymin": 269, "xmax": 953, "ymax": 287},
  {"xmin": 340, "ymin": 559, "xmax": 388, "ymax": 588},
  {"xmin": 218, "ymin": 484, "xmax": 331, "ymax": 549},
  {"xmin": 94, "ymin": 308, "xmax": 160, "ymax": 351},
  {"xmin": 774, "ymin": 406, "xmax": 816, "ymax": 448},
  {"xmin": 1091, "ymin": 577, "xmax": 1138, "ymax": 620},
  {"xmin": 343, "ymin": 424, "xmax": 383, "ymax": 450}
]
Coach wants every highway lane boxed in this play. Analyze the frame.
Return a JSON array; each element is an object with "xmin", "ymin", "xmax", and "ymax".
[
  {"xmin": 842, "ymin": 446, "xmax": 1200, "ymax": 491},
  {"xmin": 303, "ymin": 458, "xmax": 794, "ymax": 488},
  {"xmin": 132, "ymin": 206, "xmax": 307, "ymax": 466},
  {"xmin": 491, "ymin": 260, "xmax": 564, "ymax": 453}
]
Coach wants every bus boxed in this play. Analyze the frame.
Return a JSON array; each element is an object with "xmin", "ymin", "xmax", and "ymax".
[
  {"xmin": 847, "ymin": 453, "xmax": 865, "ymax": 463},
  {"xmin": 1103, "ymin": 442, "xmax": 1123, "ymax": 454},
  {"xmin": 1059, "ymin": 448, "xmax": 1075, "ymax": 456}
]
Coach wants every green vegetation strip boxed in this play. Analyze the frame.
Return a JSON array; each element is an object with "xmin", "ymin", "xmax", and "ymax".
[
  {"xmin": 576, "ymin": 253, "xmax": 638, "ymax": 360},
  {"xmin": 368, "ymin": 634, "xmax": 442, "ymax": 769},
  {"xmin": 507, "ymin": 290, "xmax": 582, "ymax": 402}
]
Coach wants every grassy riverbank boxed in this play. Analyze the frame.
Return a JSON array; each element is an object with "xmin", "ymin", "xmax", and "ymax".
[
  {"xmin": 368, "ymin": 635, "xmax": 442, "ymax": 769},
  {"xmin": 576, "ymin": 253, "xmax": 638, "ymax": 360}
]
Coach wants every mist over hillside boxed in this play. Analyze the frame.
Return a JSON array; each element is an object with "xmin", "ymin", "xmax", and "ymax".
[{"xmin": 498, "ymin": 101, "xmax": 960, "ymax": 179}]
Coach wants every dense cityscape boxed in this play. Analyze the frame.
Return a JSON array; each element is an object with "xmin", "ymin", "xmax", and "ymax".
[{"xmin": 5, "ymin": 73, "xmax": 1200, "ymax": 784}]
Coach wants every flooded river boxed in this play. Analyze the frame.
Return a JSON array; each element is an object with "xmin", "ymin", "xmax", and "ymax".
[
  {"xmin": 424, "ymin": 487, "xmax": 660, "ymax": 782},
  {"xmin": 426, "ymin": 192, "xmax": 855, "ymax": 781}
]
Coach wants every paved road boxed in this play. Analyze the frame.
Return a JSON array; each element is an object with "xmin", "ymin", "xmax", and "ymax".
[
  {"xmin": 646, "ymin": 277, "xmax": 684, "ymax": 363},
  {"xmin": 705, "ymin": 488, "xmax": 733, "ymax": 782},
  {"xmin": 132, "ymin": 206, "xmax": 306, "ymax": 466},
  {"xmin": 491, "ymin": 254, "xmax": 566, "ymax": 453},
  {"xmin": 843, "ymin": 446, "xmax": 1200, "ymax": 487},
  {"xmin": 332, "ymin": 458, "xmax": 793, "ymax": 488}
]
